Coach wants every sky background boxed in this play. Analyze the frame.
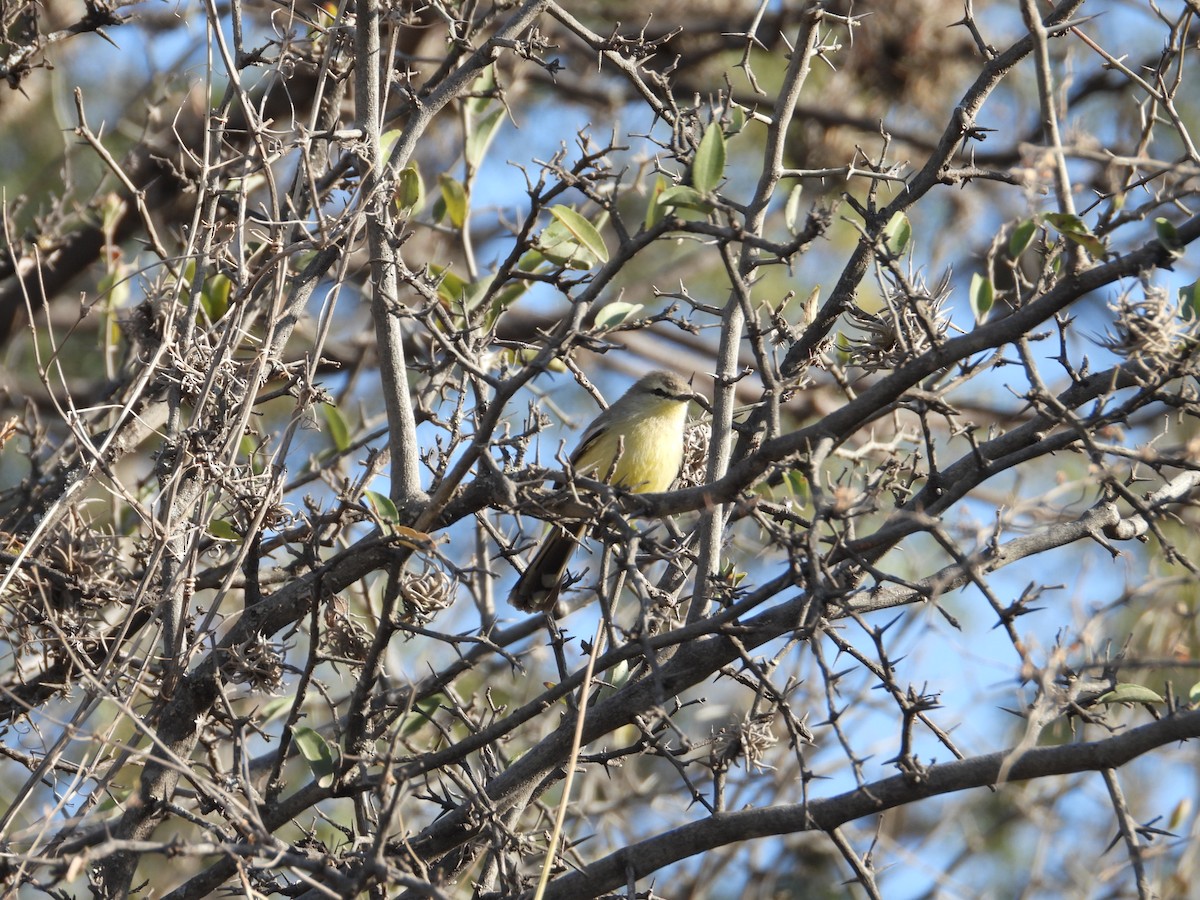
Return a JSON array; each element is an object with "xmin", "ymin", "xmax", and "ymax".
[{"xmin": 4, "ymin": 0, "xmax": 1199, "ymax": 896}]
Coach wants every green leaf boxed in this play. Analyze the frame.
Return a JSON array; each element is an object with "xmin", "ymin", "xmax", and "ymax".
[
  {"xmin": 1169, "ymin": 797, "xmax": 1192, "ymax": 831},
  {"xmin": 364, "ymin": 490, "xmax": 401, "ymax": 525},
  {"xmin": 484, "ymin": 280, "xmax": 530, "ymax": 330},
  {"xmin": 177, "ymin": 258, "xmax": 197, "ymax": 300},
  {"xmin": 239, "ymin": 434, "xmax": 266, "ymax": 476},
  {"xmin": 1059, "ymin": 229, "xmax": 1107, "ymax": 258},
  {"xmin": 717, "ymin": 561, "xmax": 747, "ymax": 587},
  {"xmin": 608, "ymin": 659, "xmax": 631, "ymax": 690},
  {"xmin": 400, "ymin": 694, "xmax": 446, "ymax": 737},
  {"xmin": 548, "ymin": 206, "xmax": 609, "ymax": 264},
  {"xmin": 96, "ymin": 266, "xmax": 130, "ymax": 310},
  {"xmin": 1096, "ymin": 683, "xmax": 1164, "ymax": 705},
  {"xmin": 200, "ymin": 274, "xmax": 232, "ymax": 322},
  {"xmin": 207, "ymin": 518, "xmax": 240, "ymax": 541},
  {"xmin": 1179, "ymin": 280, "xmax": 1200, "ymax": 321},
  {"xmin": 437, "ymin": 174, "xmax": 468, "ymax": 228},
  {"xmin": 394, "ymin": 163, "xmax": 425, "ymax": 216},
  {"xmin": 1009, "ymin": 219, "xmax": 1037, "ymax": 258},
  {"xmin": 497, "ymin": 348, "xmax": 567, "ymax": 372},
  {"xmin": 656, "ymin": 185, "xmax": 714, "ymax": 213},
  {"xmin": 535, "ymin": 220, "xmax": 593, "ymax": 270},
  {"xmin": 1043, "ymin": 212, "xmax": 1086, "ymax": 233},
  {"xmin": 969, "ymin": 273, "xmax": 994, "ymax": 324},
  {"xmin": 321, "ymin": 403, "xmax": 351, "ymax": 452},
  {"xmin": 644, "ymin": 174, "xmax": 668, "ymax": 231},
  {"xmin": 882, "ymin": 211, "xmax": 911, "ymax": 257},
  {"xmin": 784, "ymin": 183, "xmax": 803, "ymax": 234},
  {"xmin": 784, "ymin": 469, "xmax": 808, "ymax": 501},
  {"xmin": 834, "ymin": 331, "xmax": 852, "ymax": 366},
  {"xmin": 691, "ymin": 122, "xmax": 726, "ymax": 195},
  {"xmin": 465, "ymin": 106, "xmax": 506, "ymax": 170},
  {"xmin": 93, "ymin": 784, "xmax": 130, "ymax": 812},
  {"xmin": 292, "ymin": 726, "xmax": 337, "ymax": 788},
  {"xmin": 466, "ymin": 65, "xmax": 496, "ymax": 116},
  {"xmin": 396, "ymin": 696, "xmax": 444, "ymax": 739},
  {"xmin": 429, "ymin": 264, "xmax": 469, "ymax": 304},
  {"xmin": 1190, "ymin": 680, "xmax": 1200, "ymax": 706},
  {"xmin": 1155, "ymin": 216, "xmax": 1184, "ymax": 257},
  {"xmin": 516, "ymin": 249, "xmax": 548, "ymax": 271},
  {"xmin": 260, "ymin": 697, "xmax": 293, "ymax": 725},
  {"xmin": 728, "ymin": 104, "xmax": 747, "ymax": 135},
  {"xmin": 1044, "ymin": 212, "xmax": 1105, "ymax": 258},
  {"xmin": 594, "ymin": 301, "xmax": 644, "ymax": 330},
  {"xmin": 291, "ymin": 250, "xmax": 317, "ymax": 273},
  {"xmin": 380, "ymin": 128, "xmax": 403, "ymax": 161}
]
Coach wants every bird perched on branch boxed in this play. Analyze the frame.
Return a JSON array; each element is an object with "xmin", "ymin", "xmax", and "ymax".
[{"xmin": 512, "ymin": 370, "xmax": 702, "ymax": 612}]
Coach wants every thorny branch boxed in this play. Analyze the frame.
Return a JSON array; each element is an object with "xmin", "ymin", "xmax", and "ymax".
[{"xmin": 0, "ymin": 1, "xmax": 1199, "ymax": 898}]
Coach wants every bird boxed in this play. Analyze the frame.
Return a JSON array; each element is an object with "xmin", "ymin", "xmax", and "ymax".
[{"xmin": 511, "ymin": 370, "xmax": 700, "ymax": 612}]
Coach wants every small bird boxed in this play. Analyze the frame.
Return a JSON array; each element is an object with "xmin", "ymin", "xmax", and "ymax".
[{"xmin": 511, "ymin": 370, "xmax": 700, "ymax": 612}]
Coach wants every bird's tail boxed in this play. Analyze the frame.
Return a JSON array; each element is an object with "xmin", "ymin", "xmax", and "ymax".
[{"xmin": 511, "ymin": 522, "xmax": 589, "ymax": 612}]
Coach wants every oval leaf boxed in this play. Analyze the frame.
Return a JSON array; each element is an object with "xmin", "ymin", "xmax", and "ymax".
[
  {"xmin": 465, "ymin": 106, "xmax": 506, "ymax": 170},
  {"xmin": 292, "ymin": 726, "xmax": 337, "ymax": 787},
  {"xmin": 437, "ymin": 174, "xmax": 468, "ymax": 228},
  {"xmin": 970, "ymin": 273, "xmax": 994, "ymax": 325},
  {"xmin": 401, "ymin": 694, "xmax": 446, "ymax": 737},
  {"xmin": 644, "ymin": 174, "xmax": 668, "ymax": 231},
  {"xmin": 548, "ymin": 206, "xmax": 609, "ymax": 264},
  {"xmin": 1043, "ymin": 212, "xmax": 1086, "ymax": 233},
  {"xmin": 96, "ymin": 266, "xmax": 131, "ymax": 311},
  {"xmin": 784, "ymin": 468, "xmax": 809, "ymax": 501},
  {"xmin": 1155, "ymin": 216, "xmax": 1184, "ymax": 257},
  {"xmin": 365, "ymin": 490, "xmax": 401, "ymax": 525},
  {"xmin": 200, "ymin": 274, "xmax": 231, "ymax": 322},
  {"xmin": 429, "ymin": 264, "xmax": 468, "ymax": 304},
  {"xmin": 657, "ymin": 185, "xmax": 713, "ymax": 213},
  {"xmin": 691, "ymin": 122, "xmax": 726, "ymax": 195},
  {"xmin": 728, "ymin": 104, "xmax": 747, "ymax": 135},
  {"xmin": 461, "ymin": 274, "xmax": 494, "ymax": 313},
  {"xmin": 1009, "ymin": 219, "xmax": 1036, "ymax": 258},
  {"xmin": 320, "ymin": 403, "xmax": 351, "ymax": 452},
  {"xmin": 1096, "ymin": 683, "xmax": 1164, "ymax": 705},
  {"xmin": 834, "ymin": 331, "xmax": 853, "ymax": 365},
  {"xmin": 259, "ymin": 697, "xmax": 293, "ymax": 725},
  {"xmin": 240, "ymin": 434, "xmax": 266, "ymax": 476},
  {"xmin": 517, "ymin": 248, "xmax": 548, "ymax": 271},
  {"xmin": 1060, "ymin": 229, "xmax": 1106, "ymax": 259},
  {"xmin": 1044, "ymin": 212, "xmax": 1105, "ymax": 259},
  {"xmin": 594, "ymin": 301, "xmax": 644, "ymax": 330},
  {"xmin": 395, "ymin": 163, "xmax": 424, "ymax": 215},
  {"xmin": 380, "ymin": 128, "xmax": 402, "ymax": 161},
  {"xmin": 485, "ymin": 280, "xmax": 530, "ymax": 329},
  {"xmin": 207, "ymin": 517, "xmax": 240, "ymax": 541},
  {"xmin": 466, "ymin": 65, "xmax": 496, "ymax": 116},
  {"xmin": 784, "ymin": 183, "xmax": 803, "ymax": 234},
  {"xmin": 535, "ymin": 220, "xmax": 593, "ymax": 270},
  {"xmin": 882, "ymin": 211, "xmax": 911, "ymax": 257},
  {"xmin": 1179, "ymin": 280, "xmax": 1200, "ymax": 322}
]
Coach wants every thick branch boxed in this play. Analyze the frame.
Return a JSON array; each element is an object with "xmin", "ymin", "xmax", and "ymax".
[{"xmin": 534, "ymin": 708, "xmax": 1200, "ymax": 899}]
